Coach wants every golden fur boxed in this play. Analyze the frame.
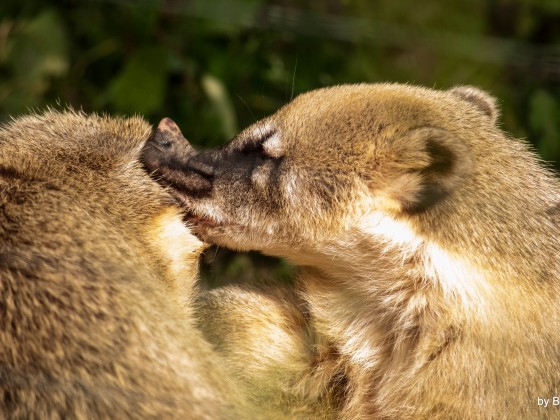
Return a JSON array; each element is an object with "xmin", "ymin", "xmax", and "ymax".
[
  {"xmin": 146, "ymin": 84, "xmax": 560, "ymax": 419},
  {"xmin": 0, "ymin": 110, "xmax": 249, "ymax": 418}
]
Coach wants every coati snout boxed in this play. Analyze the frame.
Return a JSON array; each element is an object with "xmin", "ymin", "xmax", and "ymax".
[{"xmin": 142, "ymin": 118, "xmax": 214, "ymax": 197}]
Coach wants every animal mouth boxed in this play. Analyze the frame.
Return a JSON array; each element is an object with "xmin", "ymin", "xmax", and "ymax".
[{"xmin": 182, "ymin": 208, "xmax": 221, "ymax": 229}]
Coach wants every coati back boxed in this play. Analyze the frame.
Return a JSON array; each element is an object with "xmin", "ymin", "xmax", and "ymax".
[
  {"xmin": 145, "ymin": 84, "xmax": 560, "ymax": 419},
  {"xmin": 0, "ymin": 111, "xmax": 248, "ymax": 418}
]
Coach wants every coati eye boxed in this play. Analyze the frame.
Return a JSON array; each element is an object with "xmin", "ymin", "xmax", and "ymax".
[{"xmin": 241, "ymin": 139, "xmax": 266, "ymax": 155}]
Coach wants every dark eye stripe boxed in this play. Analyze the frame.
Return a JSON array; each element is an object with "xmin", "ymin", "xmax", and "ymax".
[{"xmin": 240, "ymin": 129, "xmax": 277, "ymax": 154}]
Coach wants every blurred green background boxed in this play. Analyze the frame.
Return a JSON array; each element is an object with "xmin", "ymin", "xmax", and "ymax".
[{"xmin": 1, "ymin": 0, "xmax": 559, "ymax": 284}]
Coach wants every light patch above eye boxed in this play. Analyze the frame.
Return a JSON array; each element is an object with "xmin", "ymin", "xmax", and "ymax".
[
  {"xmin": 245, "ymin": 122, "xmax": 283, "ymax": 158},
  {"xmin": 262, "ymin": 131, "xmax": 283, "ymax": 158}
]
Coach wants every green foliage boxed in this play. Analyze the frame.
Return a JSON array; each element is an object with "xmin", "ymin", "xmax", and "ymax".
[
  {"xmin": 0, "ymin": 9, "xmax": 68, "ymax": 112},
  {"xmin": 530, "ymin": 90, "xmax": 560, "ymax": 161},
  {"xmin": 105, "ymin": 46, "xmax": 167, "ymax": 115},
  {"xmin": 1, "ymin": 0, "xmax": 558, "ymax": 282}
]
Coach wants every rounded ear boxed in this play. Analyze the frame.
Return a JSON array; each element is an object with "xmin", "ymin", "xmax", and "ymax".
[
  {"xmin": 381, "ymin": 127, "xmax": 472, "ymax": 214},
  {"xmin": 448, "ymin": 86, "xmax": 499, "ymax": 125}
]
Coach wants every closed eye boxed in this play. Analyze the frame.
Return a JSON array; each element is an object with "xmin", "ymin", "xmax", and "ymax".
[{"xmin": 242, "ymin": 139, "xmax": 266, "ymax": 154}]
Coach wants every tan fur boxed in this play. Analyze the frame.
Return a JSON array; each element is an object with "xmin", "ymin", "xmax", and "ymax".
[
  {"xmin": 0, "ymin": 110, "xmax": 250, "ymax": 418},
  {"xmin": 195, "ymin": 281, "xmax": 343, "ymax": 418},
  {"xmin": 146, "ymin": 84, "xmax": 560, "ymax": 419}
]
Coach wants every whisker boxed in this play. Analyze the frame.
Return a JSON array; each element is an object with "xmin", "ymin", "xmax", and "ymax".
[{"xmin": 291, "ymin": 55, "xmax": 298, "ymax": 101}]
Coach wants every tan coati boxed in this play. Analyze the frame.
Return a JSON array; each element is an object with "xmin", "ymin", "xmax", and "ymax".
[
  {"xmin": 144, "ymin": 84, "xmax": 560, "ymax": 419},
  {"xmin": 0, "ymin": 111, "xmax": 251, "ymax": 418}
]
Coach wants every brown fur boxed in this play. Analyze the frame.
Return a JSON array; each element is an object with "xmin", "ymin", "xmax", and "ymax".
[
  {"xmin": 146, "ymin": 84, "xmax": 560, "ymax": 419},
  {"xmin": 0, "ymin": 110, "xmax": 250, "ymax": 418}
]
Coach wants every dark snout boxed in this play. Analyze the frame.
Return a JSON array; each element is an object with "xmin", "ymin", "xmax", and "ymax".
[
  {"xmin": 142, "ymin": 118, "xmax": 195, "ymax": 169},
  {"xmin": 141, "ymin": 118, "xmax": 214, "ymax": 196}
]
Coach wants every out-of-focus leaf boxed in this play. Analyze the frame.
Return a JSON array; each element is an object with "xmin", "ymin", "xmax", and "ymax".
[
  {"xmin": 6, "ymin": 9, "xmax": 68, "ymax": 80},
  {"xmin": 0, "ymin": 9, "xmax": 68, "ymax": 113},
  {"xmin": 106, "ymin": 46, "xmax": 167, "ymax": 115},
  {"xmin": 201, "ymin": 74, "xmax": 237, "ymax": 138}
]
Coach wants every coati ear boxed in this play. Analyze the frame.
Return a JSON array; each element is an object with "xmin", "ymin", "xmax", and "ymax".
[
  {"xmin": 448, "ymin": 86, "xmax": 499, "ymax": 125},
  {"xmin": 380, "ymin": 127, "xmax": 472, "ymax": 214}
]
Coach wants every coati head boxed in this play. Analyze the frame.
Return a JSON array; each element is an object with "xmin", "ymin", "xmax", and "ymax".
[{"xmin": 142, "ymin": 84, "xmax": 557, "ymax": 272}]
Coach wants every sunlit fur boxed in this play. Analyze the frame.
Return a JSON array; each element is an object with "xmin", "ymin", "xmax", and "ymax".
[
  {"xmin": 195, "ymin": 282, "xmax": 343, "ymax": 418},
  {"xmin": 0, "ymin": 111, "xmax": 252, "ymax": 418},
  {"xmin": 165, "ymin": 84, "xmax": 559, "ymax": 419}
]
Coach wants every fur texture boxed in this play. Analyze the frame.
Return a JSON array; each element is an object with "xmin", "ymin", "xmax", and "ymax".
[
  {"xmin": 0, "ymin": 110, "xmax": 249, "ymax": 418},
  {"xmin": 146, "ymin": 84, "xmax": 560, "ymax": 419}
]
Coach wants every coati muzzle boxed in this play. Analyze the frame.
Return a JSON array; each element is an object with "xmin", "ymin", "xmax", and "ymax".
[{"xmin": 141, "ymin": 118, "xmax": 214, "ymax": 197}]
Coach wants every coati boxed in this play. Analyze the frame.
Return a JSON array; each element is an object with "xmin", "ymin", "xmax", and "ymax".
[
  {"xmin": 144, "ymin": 83, "xmax": 560, "ymax": 419},
  {"xmin": 0, "ymin": 111, "xmax": 249, "ymax": 418}
]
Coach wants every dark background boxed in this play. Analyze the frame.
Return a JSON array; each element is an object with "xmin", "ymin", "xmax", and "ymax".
[{"xmin": 1, "ymin": 0, "xmax": 559, "ymax": 283}]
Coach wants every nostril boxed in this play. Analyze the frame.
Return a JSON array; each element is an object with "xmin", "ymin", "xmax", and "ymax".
[
  {"xmin": 153, "ymin": 118, "xmax": 179, "ymax": 148},
  {"xmin": 142, "ymin": 118, "xmax": 198, "ymax": 172},
  {"xmin": 141, "ymin": 117, "xmax": 215, "ymax": 196},
  {"xmin": 149, "ymin": 118, "xmax": 179, "ymax": 150},
  {"xmin": 148, "ymin": 117, "xmax": 195, "ymax": 151}
]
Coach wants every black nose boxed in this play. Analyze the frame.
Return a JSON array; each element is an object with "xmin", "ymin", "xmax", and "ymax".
[
  {"xmin": 141, "ymin": 118, "xmax": 195, "ymax": 171},
  {"xmin": 152, "ymin": 118, "xmax": 190, "ymax": 149}
]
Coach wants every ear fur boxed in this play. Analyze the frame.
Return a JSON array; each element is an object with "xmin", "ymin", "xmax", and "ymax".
[
  {"xmin": 448, "ymin": 86, "xmax": 499, "ymax": 125},
  {"xmin": 382, "ymin": 127, "xmax": 472, "ymax": 214}
]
